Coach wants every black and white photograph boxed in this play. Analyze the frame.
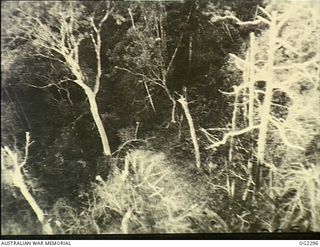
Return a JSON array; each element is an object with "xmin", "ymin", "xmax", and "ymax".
[{"xmin": 1, "ymin": 0, "xmax": 319, "ymax": 237}]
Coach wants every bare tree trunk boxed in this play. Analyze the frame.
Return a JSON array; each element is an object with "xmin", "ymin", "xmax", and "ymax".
[
  {"xmin": 19, "ymin": 182, "xmax": 53, "ymax": 234},
  {"xmin": 66, "ymin": 57, "xmax": 112, "ymax": 157},
  {"xmin": 247, "ymin": 33, "xmax": 256, "ymax": 127},
  {"xmin": 256, "ymin": 18, "xmax": 276, "ymax": 165},
  {"xmin": 170, "ymin": 99, "xmax": 177, "ymax": 124},
  {"xmin": 87, "ymin": 91, "xmax": 112, "ymax": 156},
  {"xmin": 255, "ymin": 17, "xmax": 277, "ymax": 190},
  {"xmin": 177, "ymin": 95, "xmax": 201, "ymax": 168}
]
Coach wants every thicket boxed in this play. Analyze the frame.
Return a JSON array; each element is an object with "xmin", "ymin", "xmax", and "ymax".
[{"xmin": 1, "ymin": 0, "xmax": 319, "ymax": 234}]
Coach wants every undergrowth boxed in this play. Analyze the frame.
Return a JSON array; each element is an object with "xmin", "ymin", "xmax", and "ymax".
[{"xmin": 50, "ymin": 149, "xmax": 228, "ymax": 234}]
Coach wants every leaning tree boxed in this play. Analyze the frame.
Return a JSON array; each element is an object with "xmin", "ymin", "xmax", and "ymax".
[{"xmin": 2, "ymin": 1, "xmax": 122, "ymax": 157}]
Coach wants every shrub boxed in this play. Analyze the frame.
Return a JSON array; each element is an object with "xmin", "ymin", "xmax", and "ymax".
[{"xmin": 51, "ymin": 150, "xmax": 229, "ymax": 234}]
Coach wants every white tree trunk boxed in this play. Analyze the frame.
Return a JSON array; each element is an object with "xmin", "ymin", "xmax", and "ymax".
[
  {"xmin": 256, "ymin": 18, "xmax": 277, "ymax": 164},
  {"xmin": 65, "ymin": 52, "xmax": 112, "ymax": 157},
  {"xmin": 87, "ymin": 91, "xmax": 112, "ymax": 156},
  {"xmin": 247, "ymin": 32, "xmax": 256, "ymax": 127},
  {"xmin": 19, "ymin": 182, "xmax": 53, "ymax": 234},
  {"xmin": 178, "ymin": 96, "xmax": 201, "ymax": 168}
]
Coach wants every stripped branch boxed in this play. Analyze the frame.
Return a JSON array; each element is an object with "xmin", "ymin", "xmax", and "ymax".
[
  {"xmin": 177, "ymin": 94, "xmax": 201, "ymax": 168},
  {"xmin": 206, "ymin": 125, "xmax": 261, "ymax": 150},
  {"xmin": 210, "ymin": 10, "xmax": 271, "ymax": 26}
]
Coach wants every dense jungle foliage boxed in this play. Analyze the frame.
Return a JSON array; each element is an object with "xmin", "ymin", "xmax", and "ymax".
[{"xmin": 1, "ymin": 0, "xmax": 319, "ymax": 234}]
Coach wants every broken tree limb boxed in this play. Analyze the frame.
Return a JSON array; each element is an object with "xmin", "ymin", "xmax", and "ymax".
[
  {"xmin": 206, "ymin": 125, "xmax": 261, "ymax": 150},
  {"xmin": 210, "ymin": 10, "xmax": 271, "ymax": 26},
  {"xmin": 177, "ymin": 95, "xmax": 201, "ymax": 168}
]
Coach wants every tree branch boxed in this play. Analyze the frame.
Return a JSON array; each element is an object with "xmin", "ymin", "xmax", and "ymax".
[
  {"xmin": 206, "ymin": 125, "xmax": 261, "ymax": 149},
  {"xmin": 269, "ymin": 117, "xmax": 305, "ymax": 151},
  {"xmin": 143, "ymin": 81, "xmax": 156, "ymax": 112},
  {"xmin": 210, "ymin": 10, "xmax": 271, "ymax": 26}
]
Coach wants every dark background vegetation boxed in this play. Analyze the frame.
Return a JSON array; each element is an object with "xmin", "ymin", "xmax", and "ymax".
[{"xmin": 5, "ymin": 0, "xmax": 318, "ymax": 235}]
